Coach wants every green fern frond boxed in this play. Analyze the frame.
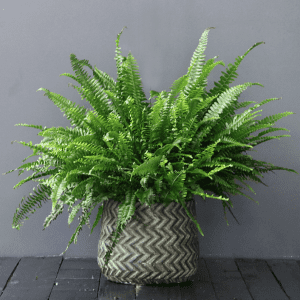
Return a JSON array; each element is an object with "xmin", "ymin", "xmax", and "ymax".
[
  {"xmin": 13, "ymin": 167, "xmax": 59, "ymax": 190},
  {"xmin": 167, "ymin": 74, "xmax": 189, "ymax": 107},
  {"xmin": 123, "ymin": 51, "xmax": 148, "ymax": 109},
  {"xmin": 66, "ymin": 141, "xmax": 103, "ymax": 156},
  {"xmin": 36, "ymin": 87, "xmax": 90, "ymax": 130},
  {"xmin": 256, "ymin": 111, "xmax": 295, "ymax": 130},
  {"xmin": 68, "ymin": 203, "xmax": 81, "ymax": 227},
  {"xmin": 148, "ymin": 91, "xmax": 169, "ymax": 143},
  {"xmin": 93, "ymin": 66, "xmax": 116, "ymax": 92},
  {"xmin": 50, "ymin": 174, "xmax": 68, "ymax": 211},
  {"xmin": 177, "ymin": 193, "xmax": 204, "ymax": 236},
  {"xmin": 59, "ymin": 197, "xmax": 96, "ymax": 256},
  {"xmin": 131, "ymin": 155, "xmax": 163, "ymax": 179},
  {"xmin": 90, "ymin": 204, "xmax": 104, "ymax": 235},
  {"xmin": 203, "ymin": 82, "xmax": 263, "ymax": 123},
  {"xmin": 38, "ymin": 126, "xmax": 76, "ymax": 139},
  {"xmin": 62, "ymin": 68, "xmax": 114, "ymax": 121},
  {"xmin": 168, "ymin": 169, "xmax": 186, "ymax": 198},
  {"xmin": 103, "ymin": 89, "xmax": 131, "ymax": 131},
  {"xmin": 206, "ymin": 41, "xmax": 265, "ymax": 99},
  {"xmin": 14, "ymin": 123, "xmax": 47, "ymax": 131},
  {"xmin": 12, "ymin": 184, "xmax": 52, "ymax": 230},
  {"xmin": 184, "ymin": 27, "xmax": 216, "ymax": 97},
  {"xmin": 194, "ymin": 139, "xmax": 222, "ymax": 164},
  {"xmin": 189, "ymin": 57, "xmax": 226, "ymax": 100},
  {"xmin": 114, "ymin": 26, "xmax": 128, "ymax": 73},
  {"xmin": 42, "ymin": 200, "xmax": 64, "ymax": 231},
  {"xmin": 234, "ymin": 111, "xmax": 295, "ymax": 142}
]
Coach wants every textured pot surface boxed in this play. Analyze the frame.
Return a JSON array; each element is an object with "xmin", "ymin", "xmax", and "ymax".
[{"xmin": 97, "ymin": 196, "xmax": 200, "ymax": 285}]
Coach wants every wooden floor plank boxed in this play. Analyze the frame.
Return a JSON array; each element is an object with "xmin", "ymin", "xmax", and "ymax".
[
  {"xmin": 204, "ymin": 258, "xmax": 253, "ymax": 300},
  {"xmin": 196, "ymin": 258, "xmax": 211, "ymax": 282},
  {"xmin": 179, "ymin": 280, "xmax": 217, "ymax": 300},
  {"xmin": 0, "ymin": 257, "xmax": 62, "ymax": 300},
  {"xmin": 179, "ymin": 258, "xmax": 217, "ymax": 300},
  {"xmin": 266, "ymin": 259, "xmax": 300, "ymax": 300},
  {"xmin": 0, "ymin": 258, "xmax": 20, "ymax": 296},
  {"xmin": 135, "ymin": 281, "xmax": 181, "ymax": 300},
  {"xmin": 49, "ymin": 258, "xmax": 100, "ymax": 300},
  {"xmin": 60, "ymin": 258, "xmax": 99, "ymax": 270},
  {"xmin": 97, "ymin": 274, "xmax": 136, "ymax": 300},
  {"xmin": 1, "ymin": 257, "xmax": 300, "ymax": 299},
  {"xmin": 236, "ymin": 258, "xmax": 290, "ymax": 300}
]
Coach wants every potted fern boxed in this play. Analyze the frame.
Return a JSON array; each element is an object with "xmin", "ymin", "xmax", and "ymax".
[{"xmin": 3, "ymin": 26, "xmax": 298, "ymax": 285}]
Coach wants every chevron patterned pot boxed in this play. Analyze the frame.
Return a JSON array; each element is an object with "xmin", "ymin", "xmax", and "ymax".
[{"xmin": 97, "ymin": 196, "xmax": 200, "ymax": 285}]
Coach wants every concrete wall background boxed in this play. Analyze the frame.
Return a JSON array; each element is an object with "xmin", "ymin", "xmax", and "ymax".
[{"xmin": 1, "ymin": 0, "xmax": 299, "ymax": 259}]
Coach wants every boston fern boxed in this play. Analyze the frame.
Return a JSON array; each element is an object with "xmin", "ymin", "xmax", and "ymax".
[{"xmin": 3, "ymin": 26, "xmax": 298, "ymax": 268}]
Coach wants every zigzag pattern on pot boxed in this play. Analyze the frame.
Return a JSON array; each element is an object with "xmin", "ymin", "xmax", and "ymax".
[{"xmin": 97, "ymin": 198, "xmax": 200, "ymax": 285}]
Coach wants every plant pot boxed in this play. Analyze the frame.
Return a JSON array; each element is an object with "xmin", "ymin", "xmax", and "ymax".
[{"xmin": 97, "ymin": 196, "xmax": 200, "ymax": 285}]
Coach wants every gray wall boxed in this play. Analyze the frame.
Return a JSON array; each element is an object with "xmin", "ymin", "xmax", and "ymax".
[{"xmin": 1, "ymin": 0, "xmax": 299, "ymax": 260}]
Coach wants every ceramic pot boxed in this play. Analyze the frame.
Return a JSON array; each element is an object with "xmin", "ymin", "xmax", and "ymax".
[{"xmin": 97, "ymin": 196, "xmax": 200, "ymax": 285}]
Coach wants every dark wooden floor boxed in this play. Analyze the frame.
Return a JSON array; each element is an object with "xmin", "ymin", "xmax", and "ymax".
[{"xmin": 0, "ymin": 256, "xmax": 300, "ymax": 300}]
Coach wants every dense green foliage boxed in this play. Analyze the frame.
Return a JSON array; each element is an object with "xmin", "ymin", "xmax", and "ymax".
[{"xmin": 3, "ymin": 26, "xmax": 298, "ymax": 268}]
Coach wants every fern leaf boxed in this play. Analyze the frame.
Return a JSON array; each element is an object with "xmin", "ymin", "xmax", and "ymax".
[
  {"xmin": 131, "ymin": 155, "xmax": 163, "ymax": 179},
  {"xmin": 203, "ymin": 82, "xmax": 263, "ymax": 123},
  {"xmin": 50, "ymin": 176, "xmax": 68, "ymax": 211},
  {"xmin": 14, "ymin": 123, "xmax": 47, "ymax": 131},
  {"xmin": 68, "ymin": 203, "xmax": 81, "ymax": 227},
  {"xmin": 184, "ymin": 27, "xmax": 216, "ymax": 97},
  {"xmin": 36, "ymin": 87, "xmax": 90, "ymax": 130},
  {"xmin": 177, "ymin": 194, "xmax": 204, "ymax": 236},
  {"xmin": 206, "ymin": 41, "xmax": 265, "ymax": 98},
  {"xmin": 12, "ymin": 184, "xmax": 52, "ymax": 230}
]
